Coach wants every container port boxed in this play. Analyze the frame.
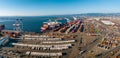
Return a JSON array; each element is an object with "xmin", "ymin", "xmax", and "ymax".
[{"xmin": 1, "ymin": 16, "xmax": 120, "ymax": 58}]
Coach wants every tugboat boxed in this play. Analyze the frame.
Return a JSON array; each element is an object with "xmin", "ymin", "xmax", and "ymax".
[
  {"xmin": 41, "ymin": 19, "xmax": 62, "ymax": 32},
  {"xmin": 0, "ymin": 25, "xmax": 5, "ymax": 31}
]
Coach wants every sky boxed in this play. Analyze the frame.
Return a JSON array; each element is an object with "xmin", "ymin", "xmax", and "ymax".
[{"xmin": 0, "ymin": 0, "xmax": 120, "ymax": 16}]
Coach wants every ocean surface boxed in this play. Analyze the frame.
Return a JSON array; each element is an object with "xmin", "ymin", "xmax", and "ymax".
[{"xmin": 0, "ymin": 16, "xmax": 67, "ymax": 32}]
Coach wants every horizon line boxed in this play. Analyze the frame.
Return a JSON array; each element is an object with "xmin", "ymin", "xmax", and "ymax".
[{"xmin": 0, "ymin": 12, "xmax": 120, "ymax": 16}]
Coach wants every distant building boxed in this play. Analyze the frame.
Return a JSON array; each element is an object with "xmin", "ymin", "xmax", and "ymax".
[
  {"xmin": 101, "ymin": 20, "xmax": 115, "ymax": 25},
  {"xmin": 0, "ymin": 35, "xmax": 9, "ymax": 46}
]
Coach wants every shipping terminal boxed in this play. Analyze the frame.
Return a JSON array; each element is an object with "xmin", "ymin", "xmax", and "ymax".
[{"xmin": 1, "ymin": 16, "xmax": 120, "ymax": 58}]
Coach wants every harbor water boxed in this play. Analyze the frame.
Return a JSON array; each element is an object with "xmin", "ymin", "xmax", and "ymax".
[{"xmin": 0, "ymin": 16, "xmax": 67, "ymax": 32}]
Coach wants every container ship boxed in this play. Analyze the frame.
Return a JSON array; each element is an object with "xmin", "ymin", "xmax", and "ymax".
[
  {"xmin": 53, "ymin": 17, "xmax": 84, "ymax": 34},
  {"xmin": 41, "ymin": 19, "xmax": 62, "ymax": 32},
  {"xmin": 40, "ymin": 17, "xmax": 84, "ymax": 34}
]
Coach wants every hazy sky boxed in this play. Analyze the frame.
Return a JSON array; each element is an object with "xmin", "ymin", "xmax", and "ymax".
[{"xmin": 0, "ymin": 0, "xmax": 120, "ymax": 16}]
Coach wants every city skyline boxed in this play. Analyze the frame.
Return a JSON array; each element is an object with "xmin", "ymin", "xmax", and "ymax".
[{"xmin": 0, "ymin": 0, "xmax": 120, "ymax": 16}]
